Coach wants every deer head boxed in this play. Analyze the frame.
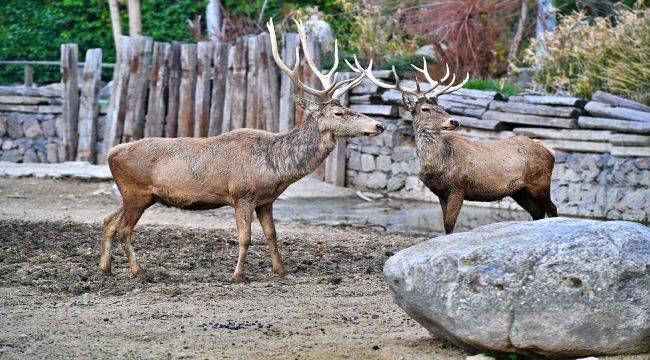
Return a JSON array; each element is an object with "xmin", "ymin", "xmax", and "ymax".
[
  {"xmin": 348, "ymin": 56, "xmax": 469, "ymax": 133},
  {"xmin": 267, "ymin": 18, "xmax": 384, "ymax": 137}
]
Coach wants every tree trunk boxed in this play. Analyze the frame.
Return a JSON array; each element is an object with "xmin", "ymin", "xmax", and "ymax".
[
  {"xmin": 507, "ymin": 0, "xmax": 528, "ymax": 65},
  {"xmin": 535, "ymin": 0, "xmax": 556, "ymax": 66},
  {"xmin": 206, "ymin": 0, "xmax": 221, "ymax": 42},
  {"xmin": 108, "ymin": 0, "xmax": 122, "ymax": 50},
  {"xmin": 128, "ymin": 0, "xmax": 142, "ymax": 36}
]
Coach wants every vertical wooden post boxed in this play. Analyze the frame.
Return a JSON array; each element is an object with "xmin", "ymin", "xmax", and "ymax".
[
  {"xmin": 165, "ymin": 41, "xmax": 182, "ymax": 137},
  {"xmin": 222, "ymin": 36, "xmax": 247, "ymax": 132},
  {"xmin": 296, "ymin": 37, "xmax": 321, "ymax": 127},
  {"xmin": 257, "ymin": 33, "xmax": 279, "ymax": 133},
  {"xmin": 103, "ymin": 36, "xmax": 131, "ymax": 163},
  {"xmin": 122, "ymin": 36, "xmax": 152, "ymax": 142},
  {"xmin": 177, "ymin": 43, "xmax": 197, "ymax": 137},
  {"xmin": 144, "ymin": 42, "xmax": 171, "ymax": 138},
  {"xmin": 194, "ymin": 41, "xmax": 213, "ymax": 137},
  {"xmin": 324, "ymin": 73, "xmax": 350, "ymax": 186},
  {"xmin": 279, "ymin": 33, "xmax": 299, "ymax": 133},
  {"xmin": 245, "ymin": 35, "xmax": 259, "ymax": 129},
  {"xmin": 24, "ymin": 65, "xmax": 34, "ymax": 87},
  {"xmin": 77, "ymin": 48, "xmax": 102, "ymax": 163},
  {"xmin": 208, "ymin": 43, "xmax": 229, "ymax": 136},
  {"xmin": 60, "ymin": 43, "xmax": 79, "ymax": 161}
]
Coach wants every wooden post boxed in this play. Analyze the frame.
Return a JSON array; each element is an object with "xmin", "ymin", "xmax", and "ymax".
[
  {"xmin": 60, "ymin": 43, "xmax": 79, "ymax": 161},
  {"xmin": 278, "ymin": 33, "xmax": 299, "ymax": 133},
  {"xmin": 144, "ymin": 42, "xmax": 171, "ymax": 138},
  {"xmin": 208, "ymin": 43, "xmax": 229, "ymax": 136},
  {"xmin": 245, "ymin": 35, "xmax": 259, "ymax": 129},
  {"xmin": 165, "ymin": 42, "xmax": 182, "ymax": 137},
  {"xmin": 177, "ymin": 43, "xmax": 197, "ymax": 137},
  {"xmin": 222, "ymin": 37, "xmax": 247, "ymax": 132},
  {"xmin": 324, "ymin": 73, "xmax": 349, "ymax": 186},
  {"xmin": 23, "ymin": 65, "xmax": 33, "ymax": 87},
  {"xmin": 257, "ymin": 33, "xmax": 279, "ymax": 133},
  {"xmin": 194, "ymin": 41, "xmax": 213, "ymax": 137},
  {"xmin": 122, "ymin": 36, "xmax": 152, "ymax": 142},
  {"xmin": 103, "ymin": 36, "xmax": 131, "ymax": 163},
  {"xmin": 77, "ymin": 48, "xmax": 102, "ymax": 163},
  {"xmin": 296, "ymin": 37, "xmax": 321, "ymax": 127}
]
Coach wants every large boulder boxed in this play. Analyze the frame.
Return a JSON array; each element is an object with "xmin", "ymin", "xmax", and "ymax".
[{"xmin": 384, "ymin": 218, "xmax": 649, "ymax": 358}]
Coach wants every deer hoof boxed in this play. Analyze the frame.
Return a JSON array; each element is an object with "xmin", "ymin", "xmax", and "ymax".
[
  {"xmin": 131, "ymin": 266, "xmax": 146, "ymax": 277},
  {"xmin": 99, "ymin": 258, "xmax": 111, "ymax": 274},
  {"xmin": 232, "ymin": 272, "xmax": 246, "ymax": 283},
  {"xmin": 274, "ymin": 267, "xmax": 288, "ymax": 277}
]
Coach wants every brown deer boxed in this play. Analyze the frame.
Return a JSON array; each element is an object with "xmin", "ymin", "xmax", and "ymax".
[
  {"xmin": 99, "ymin": 19, "xmax": 384, "ymax": 282},
  {"xmin": 349, "ymin": 57, "xmax": 557, "ymax": 234}
]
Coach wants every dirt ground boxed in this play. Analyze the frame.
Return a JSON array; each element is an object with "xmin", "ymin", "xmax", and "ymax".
[{"xmin": 0, "ymin": 178, "xmax": 468, "ymax": 359}]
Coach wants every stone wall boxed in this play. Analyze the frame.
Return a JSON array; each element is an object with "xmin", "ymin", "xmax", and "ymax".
[{"xmin": 0, "ymin": 112, "xmax": 62, "ymax": 163}]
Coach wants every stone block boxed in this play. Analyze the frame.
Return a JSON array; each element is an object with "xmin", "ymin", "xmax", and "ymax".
[
  {"xmin": 22, "ymin": 149, "xmax": 38, "ymax": 163},
  {"xmin": 23, "ymin": 118, "xmax": 43, "ymax": 138},
  {"xmin": 347, "ymin": 151, "xmax": 361, "ymax": 171},
  {"xmin": 46, "ymin": 142, "xmax": 59, "ymax": 163},
  {"xmin": 376, "ymin": 155, "xmax": 392, "ymax": 171},
  {"xmin": 0, "ymin": 114, "xmax": 6, "ymax": 136},
  {"xmin": 6, "ymin": 113, "xmax": 24, "ymax": 138},
  {"xmin": 41, "ymin": 119, "xmax": 56, "ymax": 137},
  {"xmin": 360, "ymin": 154, "xmax": 375, "ymax": 172},
  {"xmin": 386, "ymin": 174, "xmax": 406, "ymax": 191},
  {"xmin": 391, "ymin": 146, "xmax": 415, "ymax": 162},
  {"xmin": 2, "ymin": 149, "xmax": 22, "ymax": 162}
]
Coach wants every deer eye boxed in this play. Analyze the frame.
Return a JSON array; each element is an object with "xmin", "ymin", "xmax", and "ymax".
[{"xmin": 334, "ymin": 111, "xmax": 344, "ymax": 116}]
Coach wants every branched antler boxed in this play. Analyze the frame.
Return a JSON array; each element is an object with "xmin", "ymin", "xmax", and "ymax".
[
  {"xmin": 267, "ymin": 18, "xmax": 366, "ymax": 102},
  {"xmin": 347, "ymin": 56, "xmax": 469, "ymax": 100}
]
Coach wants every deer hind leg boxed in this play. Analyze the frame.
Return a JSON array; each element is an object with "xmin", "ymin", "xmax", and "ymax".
[
  {"xmin": 443, "ymin": 191, "xmax": 464, "ymax": 234},
  {"xmin": 511, "ymin": 190, "xmax": 545, "ymax": 220},
  {"xmin": 233, "ymin": 201, "xmax": 255, "ymax": 283},
  {"xmin": 117, "ymin": 195, "xmax": 153, "ymax": 276},
  {"xmin": 536, "ymin": 189, "xmax": 558, "ymax": 218},
  {"xmin": 255, "ymin": 203, "xmax": 287, "ymax": 277},
  {"xmin": 99, "ymin": 207, "xmax": 122, "ymax": 273}
]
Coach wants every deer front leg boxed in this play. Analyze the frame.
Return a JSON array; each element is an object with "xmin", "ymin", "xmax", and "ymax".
[
  {"xmin": 443, "ymin": 190, "xmax": 465, "ymax": 234},
  {"xmin": 233, "ymin": 202, "xmax": 255, "ymax": 283},
  {"xmin": 255, "ymin": 203, "xmax": 287, "ymax": 277}
]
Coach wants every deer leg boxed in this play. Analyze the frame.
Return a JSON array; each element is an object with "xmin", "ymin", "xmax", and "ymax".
[
  {"xmin": 443, "ymin": 191, "xmax": 464, "ymax": 234},
  {"xmin": 99, "ymin": 207, "xmax": 122, "ymax": 273},
  {"xmin": 233, "ymin": 202, "xmax": 255, "ymax": 283},
  {"xmin": 118, "ymin": 196, "xmax": 152, "ymax": 276},
  {"xmin": 255, "ymin": 203, "xmax": 287, "ymax": 277},
  {"xmin": 537, "ymin": 190, "xmax": 558, "ymax": 218},
  {"xmin": 511, "ymin": 191, "xmax": 545, "ymax": 220}
]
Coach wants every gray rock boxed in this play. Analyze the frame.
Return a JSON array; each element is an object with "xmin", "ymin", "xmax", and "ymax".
[
  {"xmin": 386, "ymin": 174, "xmax": 406, "ymax": 191},
  {"xmin": 2, "ymin": 139, "xmax": 15, "ymax": 151},
  {"xmin": 414, "ymin": 44, "xmax": 437, "ymax": 60},
  {"xmin": 405, "ymin": 160, "xmax": 421, "ymax": 175},
  {"xmin": 364, "ymin": 171, "xmax": 387, "ymax": 189},
  {"xmin": 41, "ymin": 119, "xmax": 56, "ymax": 137},
  {"xmin": 360, "ymin": 154, "xmax": 375, "ymax": 172},
  {"xmin": 22, "ymin": 149, "xmax": 38, "ymax": 163},
  {"xmin": 46, "ymin": 142, "xmax": 59, "ymax": 163},
  {"xmin": 392, "ymin": 146, "xmax": 416, "ymax": 162},
  {"xmin": 347, "ymin": 151, "xmax": 361, "ymax": 171},
  {"xmin": 384, "ymin": 218, "xmax": 650, "ymax": 358},
  {"xmin": 376, "ymin": 155, "xmax": 392, "ymax": 171},
  {"xmin": 23, "ymin": 118, "xmax": 43, "ymax": 138},
  {"xmin": 6, "ymin": 113, "xmax": 24, "ymax": 138},
  {"xmin": 2, "ymin": 149, "xmax": 22, "ymax": 162}
]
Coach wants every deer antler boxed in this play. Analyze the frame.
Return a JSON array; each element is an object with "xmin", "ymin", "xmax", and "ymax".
[
  {"xmin": 267, "ymin": 18, "xmax": 366, "ymax": 102},
  {"xmin": 347, "ymin": 56, "xmax": 469, "ymax": 100}
]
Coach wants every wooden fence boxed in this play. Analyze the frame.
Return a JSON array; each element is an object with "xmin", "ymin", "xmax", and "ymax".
[{"xmin": 57, "ymin": 33, "xmax": 347, "ymax": 185}]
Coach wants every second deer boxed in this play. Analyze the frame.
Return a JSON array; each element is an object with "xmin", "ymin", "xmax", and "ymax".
[
  {"xmin": 99, "ymin": 19, "xmax": 384, "ymax": 282},
  {"xmin": 349, "ymin": 57, "xmax": 557, "ymax": 234}
]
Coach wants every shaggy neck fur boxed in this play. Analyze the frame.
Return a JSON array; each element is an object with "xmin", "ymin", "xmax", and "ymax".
[
  {"xmin": 412, "ymin": 116, "xmax": 448, "ymax": 175},
  {"xmin": 267, "ymin": 114, "xmax": 336, "ymax": 182}
]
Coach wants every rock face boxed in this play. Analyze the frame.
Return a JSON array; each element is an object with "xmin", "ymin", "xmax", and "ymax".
[{"xmin": 384, "ymin": 218, "xmax": 650, "ymax": 358}]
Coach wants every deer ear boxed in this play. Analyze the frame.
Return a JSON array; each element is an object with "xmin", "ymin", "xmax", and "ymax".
[
  {"xmin": 291, "ymin": 95, "xmax": 322, "ymax": 115},
  {"xmin": 402, "ymin": 93, "xmax": 417, "ymax": 111}
]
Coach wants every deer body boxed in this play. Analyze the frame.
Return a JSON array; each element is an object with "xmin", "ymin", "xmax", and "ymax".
[
  {"xmin": 99, "ymin": 18, "xmax": 384, "ymax": 282},
  {"xmin": 349, "ymin": 56, "xmax": 557, "ymax": 234}
]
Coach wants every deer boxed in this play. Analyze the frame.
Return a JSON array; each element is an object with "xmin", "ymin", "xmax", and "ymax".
[
  {"xmin": 348, "ymin": 57, "xmax": 557, "ymax": 234},
  {"xmin": 99, "ymin": 18, "xmax": 385, "ymax": 282}
]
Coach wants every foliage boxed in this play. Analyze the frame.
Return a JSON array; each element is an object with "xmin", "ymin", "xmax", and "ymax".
[
  {"xmin": 524, "ymin": 6, "xmax": 650, "ymax": 103},
  {"xmin": 465, "ymin": 78, "xmax": 517, "ymax": 95},
  {"xmin": 0, "ymin": 0, "xmax": 206, "ymax": 84},
  {"xmin": 401, "ymin": 0, "xmax": 522, "ymax": 77}
]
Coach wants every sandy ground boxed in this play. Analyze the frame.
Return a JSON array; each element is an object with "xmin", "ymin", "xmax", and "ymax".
[{"xmin": 0, "ymin": 178, "xmax": 468, "ymax": 359}]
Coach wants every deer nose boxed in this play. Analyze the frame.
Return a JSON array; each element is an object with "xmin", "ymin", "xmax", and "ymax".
[
  {"xmin": 375, "ymin": 124, "xmax": 385, "ymax": 133},
  {"xmin": 450, "ymin": 119, "xmax": 460, "ymax": 127}
]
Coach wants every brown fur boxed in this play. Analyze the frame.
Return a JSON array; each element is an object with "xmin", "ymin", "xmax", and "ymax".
[
  {"xmin": 99, "ymin": 99, "xmax": 383, "ymax": 281},
  {"xmin": 408, "ymin": 97, "xmax": 558, "ymax": 234}
]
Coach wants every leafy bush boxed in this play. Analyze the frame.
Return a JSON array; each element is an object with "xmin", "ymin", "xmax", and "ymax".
[
  {"xmin": 524, "ymin": 6, "xmax": 650, "ymax": 103},
  {"xmin": 465, "ymin": 78, "xmax": 517, "ymax": 95},
  {"xmin": 0, "ymin": 0, "xmax": 205, "ymax": 84}
]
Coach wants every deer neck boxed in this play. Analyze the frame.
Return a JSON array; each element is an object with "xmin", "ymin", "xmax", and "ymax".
[
  {"xmin": 267, "ymin": 115, "xmax": 336, "ymax": 182},
  {"xmin": 412, "ymin": 118, "xmax": 448, "ymax": 174}
]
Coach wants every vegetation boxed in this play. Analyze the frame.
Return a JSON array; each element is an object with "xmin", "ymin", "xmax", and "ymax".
[
  {"xmin": 465, "ymin": 78, "xmax": 517, "ymax": 95},
  {"xmin": 525, "ymin": 5, "xmax": 650, "ymax": 103}
]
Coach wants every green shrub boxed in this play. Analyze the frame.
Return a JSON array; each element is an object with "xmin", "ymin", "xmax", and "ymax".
[
  {"xmin": 465, "ymin": 78, "xmax": 517, "ymax": 95},
  {"xmin": 524, "ymin": 6, "xmax": 650, "ymax": 104},
  {"xmin": 0, "ymin": 0, "xmax": 205, "ymax": 84}
]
